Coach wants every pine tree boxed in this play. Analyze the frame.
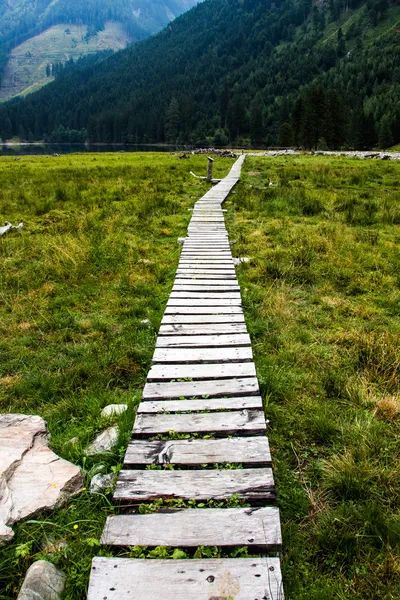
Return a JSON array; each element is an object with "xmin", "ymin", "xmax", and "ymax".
[
  {"xmin": 378, "ymin": 115, "xmax": 393, "ymax": 149},
  {"xmin": 165, "ymin": 98, "xmax": 180, "ymax": 142},
  {"xmin": 337, "ymin": 27, "xmax": 346, "ymax": 58},
  {"xmin": 250, "ymin": 96, "xmax": 264, "ymax": 146},
  {"xmin": 279, "ymin": 122, "xmax": 294, "ymax": 147},
  {"xmin": 1, "ymin": 117, "xmax": 12, "ymax": 142}
]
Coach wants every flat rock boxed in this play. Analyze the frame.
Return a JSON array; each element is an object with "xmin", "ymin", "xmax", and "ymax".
[
  {"xmin": 101, "ymin": 404, "xmax": 128, "ymax": 418},
  {"xmin": 17, "ymin": 560, "xmax": 66, "ymax": 600},
  {"xmin": 85, "ymin": 426, "xmax": 119, "ymax": 456},
  {"xmin": 0, "ymin": 414, "xmax": 83, "ymax": 545}
]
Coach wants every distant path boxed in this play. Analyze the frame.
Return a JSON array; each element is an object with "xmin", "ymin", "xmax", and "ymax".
[{"xmin": 87, "ymin": 156, "xmax": 284, "ymax": 600}]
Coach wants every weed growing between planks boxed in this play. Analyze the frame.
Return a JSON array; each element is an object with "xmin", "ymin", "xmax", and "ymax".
[
  {"xmin": 0, "ymin": 152, "xmax": 234, "ymax": 598},
  {"xmin": 226, "ymin": 155, "xmax": 400, "ymax": 600}
]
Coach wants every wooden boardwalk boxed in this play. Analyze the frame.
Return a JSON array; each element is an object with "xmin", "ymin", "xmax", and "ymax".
[{"xmin": 87, "ymin": 156, "xmax": 285, "ymax": 600}]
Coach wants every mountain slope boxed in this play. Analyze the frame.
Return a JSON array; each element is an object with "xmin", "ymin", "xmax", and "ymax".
[
  {"xmin": 1, "ymin": 0, "xmax": 399, "ymax": 148},
  {"xmin": 0, "ymin": 0, "xmax": 199, "ymax": 100}
]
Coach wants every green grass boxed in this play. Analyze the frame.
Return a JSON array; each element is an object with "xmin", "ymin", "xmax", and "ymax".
[
  {"xmin": 0, "ymin": 151, "xmax": 234, "ymax": 599},
  {"xmin": 225, "ymin": 155, "xmax": 400, "ymax": 600}
]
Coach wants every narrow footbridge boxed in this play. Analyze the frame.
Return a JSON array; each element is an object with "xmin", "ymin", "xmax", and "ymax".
[{"xmin": 88, "ymin": 156, "xmax": 284, "ymax": 599}]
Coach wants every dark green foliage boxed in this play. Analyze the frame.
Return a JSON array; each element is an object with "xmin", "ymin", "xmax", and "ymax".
[{"xmin": 0, "ymin": 0, "xmax": 399, "ymax": 147}]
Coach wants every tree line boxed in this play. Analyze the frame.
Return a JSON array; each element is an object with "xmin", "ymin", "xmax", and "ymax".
[{"xmin": 0, "ymin": 0, "xmax": 399, "ymax": 149}]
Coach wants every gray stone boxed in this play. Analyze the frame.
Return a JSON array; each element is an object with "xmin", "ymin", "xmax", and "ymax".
[
  {"xmin": 85, "ymin": 426, "xmax": 119, "ymax": 456},
  {"xmin": 17, "ymin": 560, "xmax": 66, "ymax": 600},
  {"xmin": 90, "ymin": 473, "xmax": 117, "ymax": 494},
  {"xmin": 0, "ymin": 415, "xmax": 83, "ymax": 545},
  {"xmin": 233, "ymin": 257, "xmax": 251, "ymax": 266},
  {"xmin": 177, "ymin": 237, "xmax": 186, "ymax": 245},
  {"xmin": 101, "ymin": 404, "xmax": 128, "ymax": 418}
]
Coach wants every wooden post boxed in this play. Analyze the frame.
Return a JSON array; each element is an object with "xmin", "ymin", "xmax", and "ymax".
[{"xmin": 207, "ymin": 156, "xmax": 215, "ymax": 182}]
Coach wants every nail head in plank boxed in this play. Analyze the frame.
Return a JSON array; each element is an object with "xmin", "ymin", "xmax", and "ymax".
[
  {"xmin": 88, "ymin": 557, "xmax": 284, "ymax": 600},
  {"xmin": 101, "ymin": 507, "xmax": 282, "ymax": 550},
  {"xmin": 133, "ymin": 410, "xmax": 265, "ymax": 436},
  {"xmin": 124, "ymin": 436, "xmax": 270, "ymax": 466}
]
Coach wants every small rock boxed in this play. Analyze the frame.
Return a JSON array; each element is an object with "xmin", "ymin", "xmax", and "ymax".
[
  {"xmin": 137, "ymin": 259, "xmax": 153, "ymax": 264},
  {"xmin": 41, "ymin": 538, "xmax": 67, "ymax": 555},
  {"xmin": 65, "ymin": 437, "xmax": 78, "ymax": 446},
  {"xmin": 17, "ymin": 560, "xmax": 66, "ymax": 600},
  {"xmin": 177, "ymin": 237, "xmax": 186, "ymax": 245},
  {"xmin": 141, "ymin": 319, "xmax": 151, "ymax": 326},
  {"xmin": 233, "ymin": 257, "xmax": 251, "ymax": 266},
  {"xmin": 101, "ymin": 404, "xmax": 128, "ymax": 418},
  {"xmin": 90, "ymin": 473, "xmax": 117, "ymax": 494},
  {"xmin": 85, "ymin": 427, "xmax": 119, "ymax": 456}
]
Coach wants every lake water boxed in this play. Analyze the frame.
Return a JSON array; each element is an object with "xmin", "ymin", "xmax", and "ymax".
[{"xmin": 0, "ymin": 143, "xmax": 187, "ymax": 156}]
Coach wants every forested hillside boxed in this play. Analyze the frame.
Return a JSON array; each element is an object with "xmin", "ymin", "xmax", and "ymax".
[
  {"xmin": 0, "ymin": 0, "xmax": 199, "ymax": 97},
  {"xmin": 0, "ymin": 0, "xmax": 399, "ymax": 148}
]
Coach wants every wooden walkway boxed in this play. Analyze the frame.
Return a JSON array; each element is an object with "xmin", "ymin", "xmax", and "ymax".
[{"xmin": 87, "ymin": 156, "xmax": 284, "ymax": 600}]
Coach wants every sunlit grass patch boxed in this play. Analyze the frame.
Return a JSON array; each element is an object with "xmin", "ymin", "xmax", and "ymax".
[
  {"xmin": 0, "ymin": 151, "xmax": 234, "ymax": 598},
  {"xmin": 226, "ymin": 154, "xmax": 400, "ymax": 600}
]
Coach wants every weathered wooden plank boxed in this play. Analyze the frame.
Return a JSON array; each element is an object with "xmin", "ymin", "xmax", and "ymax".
[
  {"xmin": 162, "ymin": 314, "xmax": 244, "ymax": 323},
  {"xmin": 174, "ymin": 275, "xmax": 240, "ymax": 291},
  {"xmin": 164, "ymin": 305, "xmax": 243, "ymax": 314},
  {"xmin": 133, "ymin": 410, "xmax": 265, "ymax": 436},
  {"xmin": 181, "ymin": 247, "xmax": 231, "ymax": 251},
  {"xmin": 167, "ymin": 297, "xmax": 242, "ymax": 306},
  {"xmin": 124, "ymin": 435, "xmax": 270, "ymax": 466},
  {"xmin": 142, "ymin": 378, "xmax": 259, "ymax": 400},
  {"xmin": 155, "ymin": 333, "xmax": 251, "ymax": 347},
  {"xmin": 181, "ymin": 255, "xmax": 233, "ymax": 262},
  {"xmin": 113, "ymin": 468, "xmax": 275, "ymax": 503},
  {"xmin": 179, "ymin": 257, "xmax": 233, "ymax": 261},
  {"xmin": 137, "ymin": 396, "xmax": 262, "ymax": 414},
  {"xmin": 147, "ymin": 361, "xmax": 256, "ymax": 381},
  {"xmin": 152, "ymin": 346, "xmax": 253, "ymax": 363},
  {"xmin": 88, "ymin": 557, "xmax": 284, "ymax": 600},
  {"xmin": 183, "ymin": 237, "xmax": 229, "ymax": 240},
  {"xmin": 158, "ymin": 323, "xmax": 247, "ymax": 335},
  {"xmin": 176, "ymin": 272, "xmax": 237, "ymax": 279},
  {"xmin": 178, "ymin": 261, "xmax": 235, "ymax": 266},
  {"xmin": 172, "ymin": 286, "xmax": 241, "ymax": 294},
  {"xmin": 177, "ymin": 267, "xmax": 236, "ymax": 272},
  {"xmin": 169, "ymin": 294, "xmax": 242, "ymax": 301},
  {"xmin": 101, "ymin": 507, "xmax": 281, "ymax": 549}
]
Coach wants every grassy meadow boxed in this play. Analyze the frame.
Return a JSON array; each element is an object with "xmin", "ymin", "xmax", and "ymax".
[
  {"xmin": 0, "ymin": 152, "xmax": 234, "ymax": 598},
  {"xmin": 225, "ymin": 155, "xmax": 400, "ymax": 600},
  {"xmin": 1, "ymin": 151, "xmax": 399, "ymax": 599}
]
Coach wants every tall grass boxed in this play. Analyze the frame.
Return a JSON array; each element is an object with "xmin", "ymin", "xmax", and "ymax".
[
  {"xmin": 0, "ymin": 152, "xmax": 234, "ymax": 598},
  {"xmin": 227, "ymin": 155, "xmax": 400, "ymax": 600}
]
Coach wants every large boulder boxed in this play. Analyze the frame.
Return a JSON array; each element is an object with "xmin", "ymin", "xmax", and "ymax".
[{"xmin": 0, "ymin": 414, "xmax": 83, "ymax": 545}]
